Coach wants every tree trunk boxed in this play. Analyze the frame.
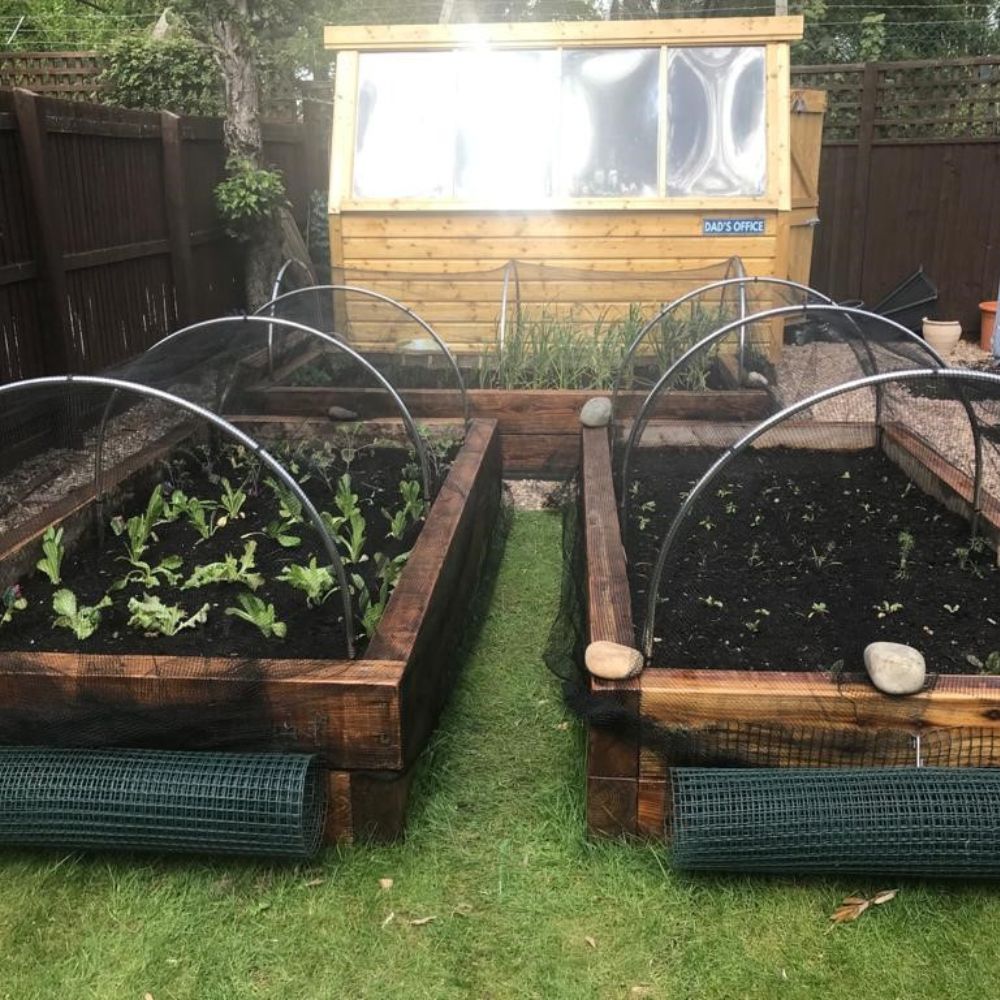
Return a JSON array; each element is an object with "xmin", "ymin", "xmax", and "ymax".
[{"xmin": 209, "ymin": 0, "xmax": 286, "ymax": 309}]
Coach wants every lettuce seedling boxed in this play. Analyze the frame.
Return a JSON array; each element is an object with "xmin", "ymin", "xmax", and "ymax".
[
  {"xmin": 52, "ymin": 589, "xmax": 112, "ymax": 640},
  {"xmin": 276, "ymin": 557, "xmax": 336, "ymax": 607},
  {"xmin": 225, "ymin": 594, "xmax": 286, "ymax": 638},
  {"xmin": 127, "ymin": 594, "xmax": 209, "ymax": 637},
  {"xmin": 183, "ymin": 540, "xmax": 264, "ymax": 591},
  {"xmin": 36, "ymin": 526, "xmax": 65, "ymax": 585}
]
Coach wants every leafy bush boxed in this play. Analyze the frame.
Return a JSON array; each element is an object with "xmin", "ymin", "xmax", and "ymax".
[
  {"xmin": 214, "ymin": 157, "xmax": 288, "ymax": 240},
  {"xmin": 100, "ymin": 33, "xmax": 222, "ymax": 117}
]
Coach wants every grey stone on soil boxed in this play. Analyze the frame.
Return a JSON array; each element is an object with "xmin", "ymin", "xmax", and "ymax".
[
  {"xmin": 327, "ymin": 405, "xmax": 359, "ymax": 421},
  {"xmin": 580, "ymin": 396, "xmax": 612, "ymax": 428},
  {"xmin": 864, "ymin": 641, "xmax": 926, "ymax": 695},
  {"xmin": 745, "ymin": 370, "xmax": 769, "ymax": 388}
]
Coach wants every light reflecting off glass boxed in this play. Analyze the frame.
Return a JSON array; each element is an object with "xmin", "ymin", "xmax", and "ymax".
[
  {"xmin": 667, "ymin": 47, "xmax": 766, "ymax": 197},
  {"xmin": 354, "ymin": 53, "xmax": 457, "ymax": 199},
  {"xmin": 455, "ymin": 50, "xmax": 559, "ymax": 202},
  {"xmin": 557, "ymin": 48, "xmax": 659, "ymax": 198}
]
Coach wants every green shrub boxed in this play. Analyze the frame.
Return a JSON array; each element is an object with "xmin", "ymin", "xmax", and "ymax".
[
  {"xmin": 99, "ymin": 33, "xmax": 222, "ymax": 117},
  {"xmin": 213, "ymin": 157, "xmax": 288, "ymax": 240}
]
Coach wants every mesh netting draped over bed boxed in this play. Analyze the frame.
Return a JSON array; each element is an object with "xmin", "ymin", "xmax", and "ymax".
[
  {"xmin": 0, "ymin": 748, "xmax": 325, "ymax": 859},
  {"xmin": 671, "ymin": 767, "xmax": 1000, "ymax": 877}
]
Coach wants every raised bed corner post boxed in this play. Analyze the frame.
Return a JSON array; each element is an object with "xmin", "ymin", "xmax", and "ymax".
[
  {"xmin": 5, "ymin": 374, "xmax": 357, "ymax": 658},
  {"xmin": 253, "ymin": 284, "xmax": 471, "ymax": 430},
  {"xmin": 618, "ymin": 302, "xmax": 958, "ymax": 540},
  {"xmin": 92, "ymin": 314, "xmax": 434, "ymax": 505},
  {"xmin": 638, "ymin": 367, "xmax": 1000, "ymax": 661}
]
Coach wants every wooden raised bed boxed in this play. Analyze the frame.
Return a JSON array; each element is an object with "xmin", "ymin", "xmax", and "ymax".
[
  {"xmin": 582, "ymin": 424, "xmax": 1000, "ymax": 841},
  {"xmin": 0, "ymin": 417, "xmax": 501, "ymax": 844},
  {"xmin": 251, "ymin": 383, "xmax": 771, "ymax": 478}
]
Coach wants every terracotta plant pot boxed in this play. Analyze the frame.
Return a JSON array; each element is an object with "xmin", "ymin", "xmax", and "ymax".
[
  {"xmin": 980, "ymin": 301, "xmax": 998, "ymax": 353},
  {"xmin": 922, "ymin": 317, "xmax": 962, "ymax": 357}
]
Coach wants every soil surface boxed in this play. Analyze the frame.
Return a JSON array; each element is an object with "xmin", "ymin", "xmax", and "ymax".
[
  {"xmin": 0, "ymin": 440, "xmax": 452, "ymax": 660},
  {"xmin": 626, "ymin": 446, "xmax": 1000, "ymax": 674}
]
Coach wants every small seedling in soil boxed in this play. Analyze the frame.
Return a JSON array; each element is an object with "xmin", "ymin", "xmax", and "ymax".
[
  {"xmin": 114, "ymin": 554, "xmax": 184, "ymax": 591},
  {"xmin": 984, "ymin": 651, "xmax": 1000, "ymax": 675},
  {"xmin": 750, "ymin": 513, "xmax": 764, "ymax": 528},
  {"xmin": 262, "ymin": 519, "xmax": 302, "ymax": 548},
  {"xmin": 170, "ymin": 492, "xmax": 220, "ymax": 542},
  {"xmin": 265, "ymin": 477, "xmax": 304, "ymax": 525},
  {"xmin": 895, "ymin": 530, "xmax": 915, "ymax": 580},
  {"xmin": 36, "ymin": 526, "xmax": 65, "ymax": 586},
  {"xmin": 699, "ymin": 517, "xmax": 715, "ymax": 532},
  {"xmin": 127, "ymin": 594, "xmax": 209, "ymax": 637},
  {"xmin": 352, "ymin": 551, "xmax": 410, "ymax": 639},
  {"xmin": 218, "ymin": 478, "xmax": 248, "ymax": 522},
  {"xmin": 225, "ymin": 594, "xmax": 286, "ymax": 639},
  {"xmin": 808, "ymin": 542, "xmax": 840, "ymax": 570},
  {"xmin": 699, "ymin": 595, "xmax": 724, "ymax": 609},
  {"xmin": 747, "ymin": 543, "xmax": 764, "ymax": 568},
  {"xmin": 0, "ymin": 585, "xmax": 27, "ymax": 627},
  {"xmin": 943, "ymin": 603, "xmax": 961, "ymax": 615},
  {"xmin": 954, "ymin": 536, "xmax": 989, "ymax": 578},
  {"xmin": 874, "ymin": 600, "xmax": 903, "ymax": 619},
  {"xmin": 277, "ymin": 557, "xmax": 336, "ymax": 607},
  {"xmin": 399, "ymin": 480, "xmax": 426, "ymax": 523},
  {"xmin": 52, "ymin": 589, "xmax": 112, "ymax": 640},
  {"xmin": 183, "ymin": 540, "xmax": 264, "ymax": 591},
  {"xmin": 807, "ymin": 601, "xmax": 829, "ymax": 619},
  {"xmin": 383, "ymin": 506, "xmax": 409, "ymax": 541}
]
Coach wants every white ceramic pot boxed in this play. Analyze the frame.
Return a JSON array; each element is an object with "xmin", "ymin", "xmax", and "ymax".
[{"xmin": 922, "ymin": 317, "xmax": 962, "ymax": 356}]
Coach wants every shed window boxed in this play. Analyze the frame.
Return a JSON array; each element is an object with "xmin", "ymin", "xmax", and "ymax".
[{"xmin": 351, "ymin": 45, "xmax": 766, "ymax": 202}]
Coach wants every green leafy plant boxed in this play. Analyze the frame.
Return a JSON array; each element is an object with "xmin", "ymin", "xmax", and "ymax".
[
  {"xmin": 699, "ymin": 595, "xmax": 724, "ymax": 609},
  {"xmin": 225, "ymin": 594, "xmax": 286, "ymax": 639},
  {"xmin": 115, "ymin": 484, "xmax": 172, "ymax": 564},
  {"xmin": 874, "ymin": 600, "xmax": 904, "ymax": 619},
  {"xmin": 265, "ymin": 477, "xmax": 304, "ymax": 525},
  {"xmin": 127, "ymin": 594, "xmax": 209, "ymax": 637},
  {"xmin": 943, "ymin": 603, "xmax": 961, "ymax": 615},
  {"xmin": 399, "ymin": 480, "xmax": 426, "ymax": 523},
  {"xmin": 214, "ymin": 156, "xmax": 288, "ymax": 241},
  {"xmin": 807, "ymin": 601, "xmax": 829, "ymax": 619},
  {"xmin": 36, "ymin": 527, "xmax": 65, "ymax": 585},
  {"xmin": 169, "ymin": 490, "xmax": 220, "ymax": 541},
  {"xmin": 808, "ymin": 542, "xmax": 841, "ymax": 570},
  {"xmin": 984, "ymin": 651, "xmax": 1000, "ymax": 676},
  {"xmin": 277, "ymin": 557, "xmax": 336, "ymax": 607},
  {"xmin": 219, "ymin": 478, "xmax": 248, "ymax": 523},
  {"xmin": 0, "ymin": 585, "xmax": 27, "ymax": 628},
  {"xmin": 263, "ymin": 520, "xmax": 302, "ymax": 548},
  {"xmin": 955, "ymin": 536, "xmax": 989, "ymax": 578},
  {"xmin": 382, "ymin": 506, "xmax": 409, "ymax": 542},
  {"xmin": 52, "ymin": 589, "xmax": 112, "ymax": 640},
  {"xmin": 114, "ymin": 554, "xmax": 184, "ymax": 591},
  {"xmin": 895, "ymin": 530, "xmax": 915, "ymax": 580},
  {"xmin": 183, "ymin": 541, "xmax": 264, "ymax": 591},
  {"xmin": 351, "ymin": 552, "xmax": 410, "ymax": 640}
]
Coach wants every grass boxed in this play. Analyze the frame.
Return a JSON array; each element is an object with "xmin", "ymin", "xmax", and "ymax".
[{"xmin": 2, "ymin": 512, "xmax": 1000, "ymax": 997}]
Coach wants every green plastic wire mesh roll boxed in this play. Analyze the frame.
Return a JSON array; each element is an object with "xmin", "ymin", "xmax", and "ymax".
[
  {"xmin": 0, "ymin": 748, "xmax": 326, "ymax": 859},
  {"xmin": 671, "ymin": 767, "xmax": 1000, "ymax": 877}
]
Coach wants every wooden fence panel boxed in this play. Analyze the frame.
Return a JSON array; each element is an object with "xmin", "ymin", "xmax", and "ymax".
[{"xmin": 0, "ymin": 88, "xmax": 310, "ymax": 388}]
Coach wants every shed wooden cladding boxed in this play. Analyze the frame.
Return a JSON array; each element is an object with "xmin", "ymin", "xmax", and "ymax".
[
  {"xmin": 580, "ymin": 425, "xmax": 1000, "ymax": 841},
  {"xmin": 325, "ymin": 18, "xmax": 821, "ymax": 360}
]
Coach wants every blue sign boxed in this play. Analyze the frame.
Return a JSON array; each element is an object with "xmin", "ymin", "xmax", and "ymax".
[{"xmin": 702, "ymin": 217, "xmax": 766, "ymax": 235}]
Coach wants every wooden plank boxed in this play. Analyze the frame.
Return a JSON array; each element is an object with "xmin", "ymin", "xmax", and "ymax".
[
  {"xmin": 62, "ymin": 239, "xmax": 171, "ymax": 272},
  {"xmin": 253, "ymin": 386, "xmax": 772, "ymax": 429},
  {"xmin": 340, "ymin": 235, "xmax": 775, "ymax": 261},
  {"xmin": 338, "ymin": 256, "xmax": 774, "ymax": 274},
  {"xmin": 0, "ymin": 651, "xmax": 406, "ymax": 770},
  {"xmin": 341, "ymin": 211, "xmax": 777, "ymax": 239},
  {"xmin": 12, "ymin": 89, "xmax": 74, "ymax": 374},
  {"xmin": 587, "ymin": 776, "xmax": 637, "ymax": 839},
  {"xmin": 349, "ymin": 768, "xmax": 415, "ymax": 843},
  {"xmin": 500, "ymin": 432, "xmax": 577, "ymax": 478},
  {"xmin": 338, "ymin": 196, "xmax": 783, "ymax": 213},
  {"xmin": 0, "ymin": 261, "xmax": 38, "ymax": 286},
  {"xmin": 329, "ymin": 50, "xmax": 358, "ymax": 214},
  {"xmin": 161, "ymin": 112, "xmax": 197, "ymax": 326},
  {"xmin": 323, "ymin": 771, "xmax": 353, "ymax": 843},
  {"xmin": 324, "ymin": 17, "xmax": 805, "ymax": 51},
  {"xmin": 637, "ymin": 777, "xmax": 670, "ymax": 839},
  {"xmin": 846, "ymin": 63, "xmax": 878, "ymax": 298}
]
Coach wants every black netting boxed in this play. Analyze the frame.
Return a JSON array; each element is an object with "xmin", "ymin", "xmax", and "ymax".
[{"xmin": 672, "ymin": 767, "xmax": 1000, "ymax": 877}]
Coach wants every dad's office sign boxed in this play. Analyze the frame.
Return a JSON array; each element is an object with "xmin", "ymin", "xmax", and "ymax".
[{"xmin": 702, "ymin": 217, "xmax": 766, "ymax": 235}]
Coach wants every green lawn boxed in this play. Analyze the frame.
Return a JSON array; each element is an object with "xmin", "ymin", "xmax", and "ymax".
[{"xmin": 1, "ymin": 512, "xmax": 999, "ymax": 998}]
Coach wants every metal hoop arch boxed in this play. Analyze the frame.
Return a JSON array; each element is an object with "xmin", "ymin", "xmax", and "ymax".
[
  {"xmin": 619, "ymin": 302, "xmax": 952, "ymax": 524},
  {"xmin": 254, "ymin": 284, "xmax": 470, "ymax": 428},
  {"xmin": 265, "ymin": 259, "xmax": 317, "ymax": 376},
  {"xmin": 4, "ymin": 374, "xmax": 358, "ymax": 658},
  {"xmin": 640, "ymin": 367, "xmax": 1000, "ymax": 660},
  {"xmin": 609, "ymin": 274, "xmax": 839, "ymax": 437},
  {"xmin": 497, "ymin": 260, "xmax": 523, "ymax": 359},
  {"xmin": 93, "ymin": 315, "xmax": 434, "ymax": 505}
]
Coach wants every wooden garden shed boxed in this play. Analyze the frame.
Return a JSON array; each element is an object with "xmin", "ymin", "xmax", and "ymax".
[{"xmin": 323, "ymin": 16, "xmax": 822, "ymax": 358}]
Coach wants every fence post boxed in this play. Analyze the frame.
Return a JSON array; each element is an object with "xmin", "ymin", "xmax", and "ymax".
[
  {"xmin": 12, "ymin": 88, "xmax": 74, "ymax": 374},
  {"xmin": 161, "ymin": 111, "xmax": 197, "ymax": 326},
  {"xmin": 846, "ymin": 62, "xmax": 879, "ymax": 299}
]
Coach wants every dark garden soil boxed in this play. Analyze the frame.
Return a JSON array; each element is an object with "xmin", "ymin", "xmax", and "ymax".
[
  {"xmin": 626, "ymin": 446, "xmax": 1000, "ymax": 674},
  {"xmin": 0, "ymin": 440, "xmax": 453, "ymax": 660}
]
